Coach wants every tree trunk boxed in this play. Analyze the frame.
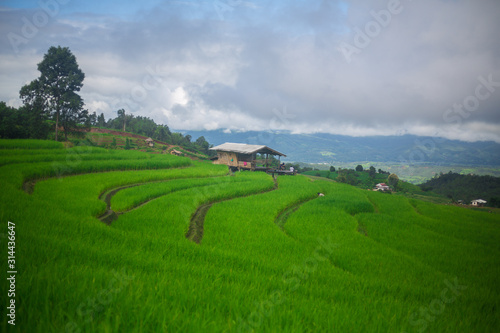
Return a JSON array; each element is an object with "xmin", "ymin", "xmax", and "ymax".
[{"xmin": 55, "ymin": 110, "xmax": 59, "ymax": 141}]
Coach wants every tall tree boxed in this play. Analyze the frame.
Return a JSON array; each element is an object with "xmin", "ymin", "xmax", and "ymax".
[
  {"xmin": 97, "ymin": 113, "xmax": 106, "ymax": 127},
  {"xmin": 369, "ymin": 166, "xmax": 376, "ymax": 178},
  {"xmin": 195, "ymin": 136, "xmax": 210, "ymax": 154},
  {"xmin": 20, "ymin": 46, "xmax": 86, "ymax": 141},
  {"xmin": 154, "ymin": 125, "xmax": 171, "ymax": 142},
  {"xmin": 387, "ymin": 173, "xmax": 399, "ymax": 188},
  {"xmin": 88, "ymin": 112, "xmax": 97, "ymax": 127},
  {"xmin": 59, "ymin": 91, "xmax": 89, "ymax": 140},
  {"xmin": 117, "ymin": 109, "xmax": 126, "ymax": 132},
  {"xmin": 19, "ymin": 79, "xmax": 51, "ymax": 139}
]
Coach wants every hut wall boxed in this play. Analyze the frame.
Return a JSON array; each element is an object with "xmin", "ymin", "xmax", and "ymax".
[{"xmin": 215, "ymin": 152, "xmax": 238, "ymax": 166}]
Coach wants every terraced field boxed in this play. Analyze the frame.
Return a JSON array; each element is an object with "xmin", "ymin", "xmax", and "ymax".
[{"xmin": 0, "ymin": 139, "xmax": 499, "ymax": 332}]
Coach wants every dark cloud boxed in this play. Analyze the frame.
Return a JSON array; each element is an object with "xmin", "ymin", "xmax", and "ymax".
[{"xmin": 1, "ymin": 0, "xmax": 499, "ymax": 142}]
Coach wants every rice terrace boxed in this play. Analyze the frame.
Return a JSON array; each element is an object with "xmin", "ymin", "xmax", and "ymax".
[{"xmin": 0, "ymin": 139, "xmax": 499, "ymax": 332}]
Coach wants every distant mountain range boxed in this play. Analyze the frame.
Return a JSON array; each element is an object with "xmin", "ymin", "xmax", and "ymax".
[{"xmin": 182, "ymin": 130, "xmax": 500, "ymax": 165}]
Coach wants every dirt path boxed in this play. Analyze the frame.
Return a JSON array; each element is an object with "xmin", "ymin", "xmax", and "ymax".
[
  {"xmin": 185, "ymin": 178, "xmax": 279, "ymax": 244},
  {"xmin": 274, "ymin": 196, "xmax": 318, "ymax": 235},
  {"xmin": 97, "ymin": 184, "xmax": 142, "ymax": 224},
  {"xmin": 96, "ymin": 176, "xmax": 225, "ymax": 224},
  {"xmin": 98, "ymin": 175, "xmax": 314, "ymax": 244},
  {"xmin": 185, "ymin": 203, "xmax": 212, "ymax": 244}
]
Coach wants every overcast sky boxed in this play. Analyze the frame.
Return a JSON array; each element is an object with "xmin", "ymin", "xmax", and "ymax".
[{"xmin": 1, "ymin": 0, "xmax": 499, "ymax": 142}]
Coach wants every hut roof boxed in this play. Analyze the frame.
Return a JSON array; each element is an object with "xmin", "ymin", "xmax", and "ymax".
[
  {"xmin": 210, "ymin": 142, "xmax": 286, "ymax": 157},
  {"xmin": 145, "ymin": 137, "xmax": 154, "ymax": 142},
  {"xmin": 472, "ymin": 199, "xmax": 487, "ymax": 204}
]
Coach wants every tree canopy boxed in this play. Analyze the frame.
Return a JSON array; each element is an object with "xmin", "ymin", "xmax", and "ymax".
[
  {"xmin": 20, "ymin": 46, "xmax": 87, "ymax": 141},
  {"xmin": 420, "ymin": 172, "xmax": 500, "ymax": 206},
  {"xmin": 387, "ymin": 173, "xmax": 399, "ymax": 188}
]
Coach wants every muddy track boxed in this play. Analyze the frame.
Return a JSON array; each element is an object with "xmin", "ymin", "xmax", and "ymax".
[
  {"xmin": 97, "ymin": 183, "xmax": 143, "ymax": 224},
  {"xmin": 96, "ymin": 176, "xmax": 227, "ymax": 224},
  {"xmin": 274, "ymin": 196, "xmax": 318, "ymax": 235},
  {"xmin": 185, "ymin": 203, "xmax": 212, "ymax": 243},
  {"xmin": 186, "ymin": 178, "xmax": 279, "ymax": 244}
]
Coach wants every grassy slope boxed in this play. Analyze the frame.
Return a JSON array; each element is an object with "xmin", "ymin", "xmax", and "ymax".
[
  {"xmin": 85, "ymin": 129, "xmax": 209, "ymax": 160},
  {"xmin": 304, "ymin": 169, "xmax": 451, "ymax": 204},
  {"xmin": 0, "ymin": 139, "xmax": 499, "ymax": 332}
]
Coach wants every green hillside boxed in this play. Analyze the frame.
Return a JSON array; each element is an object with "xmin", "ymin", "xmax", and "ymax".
[
  {"xmin": 302, "ymin": 168, "xmax": 450, "ymax": 204},
  {"xmin": 420, "ymin": 172, "xmax": 500, "ymax": 205},
  {"xmin": 302, "ymin": 169, "xmax": 389, "ymax": 189},
  {"xmin": 1, "ymin": 139, "xmax": 499, "ymax": 332}
]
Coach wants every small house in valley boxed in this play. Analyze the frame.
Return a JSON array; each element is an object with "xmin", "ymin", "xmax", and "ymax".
[
  {"xmin": 374, "ymin": 183, "xmax": 390, "ymax": 191},
  {"xmin": 471, "ymin": 199, "xmax": 487, "ymax": 207},
  {"xmin": 210, "ymin": 142, "xmax": 286, "ymax": 171},
  {"xmin": 145, "ymin": 137, "xmax": 154, "ymax": 147}
]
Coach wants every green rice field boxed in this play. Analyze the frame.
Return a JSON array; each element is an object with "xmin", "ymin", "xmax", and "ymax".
[{"xmin": 0, "ymin": 139, "xmax": 499, "ymax": 332}]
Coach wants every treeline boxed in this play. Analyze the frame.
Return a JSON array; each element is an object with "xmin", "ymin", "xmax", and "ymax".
[
  {"xmin": 0, "ymin": 101, "xmax": 54, "ymax": 140},
  {"xmin": 0, "ymin": 102, "xmax": 213, "ymax": 156},
  {"xmin": 96, "ymin": 111, "xmax": 213, "ymax": 155},
  {"xmin": 419, "ymin": 172, "xmax": 500, "ymax": 207}
]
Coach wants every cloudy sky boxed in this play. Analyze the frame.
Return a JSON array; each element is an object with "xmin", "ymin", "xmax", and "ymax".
[{"xmin": 1, "ymin": 0, "xmax": 499, "ymax": 142}]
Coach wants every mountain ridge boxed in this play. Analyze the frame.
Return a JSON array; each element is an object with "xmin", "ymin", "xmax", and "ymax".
[{"xmin": 181, "ymin": 130, "xmax": 500, "ymax": 165}]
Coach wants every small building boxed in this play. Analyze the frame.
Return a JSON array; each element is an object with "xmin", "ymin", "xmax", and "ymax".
[
  {"xmin": 145, "ymin": 138, "xmax": 154, "ymax": 147},
  {"xmin": 374, "ymin": 183, "xmax": 390, "ymax": 191},
  {"xmin": 210, "ymin": 142, "xmax": 286, "ymax": 171},
  {"xmin": 471, "ymin": 199, "xmax": 487, "ymax": 207},
  {"xmin": 170, "ymin": 149, "xmax": 182, "ymax": 156}
]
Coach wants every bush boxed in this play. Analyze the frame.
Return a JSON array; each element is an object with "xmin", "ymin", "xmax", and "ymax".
[
  {"xmin": 387, "ymin": 173, "xmax": 399, "ymax": 188},
  {"xmin": 124, "ymin": 138, "xmax": 129, "ymax": 150}
]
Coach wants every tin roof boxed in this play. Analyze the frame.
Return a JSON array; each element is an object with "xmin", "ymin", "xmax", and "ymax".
[{"xmin": 209, "ymin": 142, "xmax": 286, "ymax": 157}]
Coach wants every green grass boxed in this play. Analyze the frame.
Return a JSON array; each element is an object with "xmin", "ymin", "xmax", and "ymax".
[
  {"xmin": 0, "ymin": 139, "xmax": 64, "ymax": 149},
  {"xmin": 0, "ymin": 139, "xmax": 499, "ymax": 332},
  {"xmin": 110, "ymin": 173, "xmax": 261, "ymax": 212}
]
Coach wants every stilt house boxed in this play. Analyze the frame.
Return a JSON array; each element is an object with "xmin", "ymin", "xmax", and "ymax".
[{"xmin": 210, "ymin": 143, "xmax": 286, "ymax": 171}]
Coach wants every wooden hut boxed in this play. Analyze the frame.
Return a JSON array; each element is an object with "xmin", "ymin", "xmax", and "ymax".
[
  {"xmin": 170, "ymin": 149, "xmax": 182, "ymax": 156},
  {"xmin": 210, "ymin": 143, "xmax": 286, "ymax": 171},
  {"xmin": 145, "ymin": 137, "xmax": 154, "ymax": 147}
]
